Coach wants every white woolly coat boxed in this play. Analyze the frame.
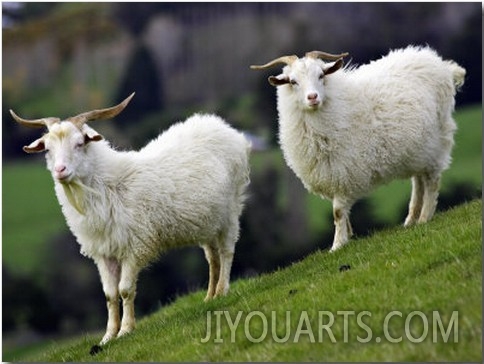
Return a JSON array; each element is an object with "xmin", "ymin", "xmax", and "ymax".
[
  {"xmin": 276, "ymin": 46, "xmax": 464, "ymax": 202},
  {"xmin": 53, "ymin": 114, "xmax": 250, "ymax": 266}
]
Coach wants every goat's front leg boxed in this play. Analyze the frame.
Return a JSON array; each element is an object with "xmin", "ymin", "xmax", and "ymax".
[
  {"xmin": 117, "ymin": 260, "xmax": 140, "ymax": 338},
  {"xmin": 330, "ymin": 197, "xmax": 354, "ymax": 252},
  {"xmin": 96, "ymin": 257, "xmax": 121, "ymax": 345}
]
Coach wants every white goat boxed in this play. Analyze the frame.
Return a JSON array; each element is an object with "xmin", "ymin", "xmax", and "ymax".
[
  {"xmin": 11, "ymin": 93, "xmax": 251, "ymax": 345},
  {"xmin": 251, "ymin": 46, "xmax": 465, "ymax": 251}
]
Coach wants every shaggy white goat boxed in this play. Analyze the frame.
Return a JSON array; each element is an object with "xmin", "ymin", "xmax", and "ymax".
[
  {"xmin": 251, "ymin": 46, "xmax": 466, "ymax": 251},
  {"xmin": 11, "ymin": 93, "xmax": 251, "ymax": 345}
]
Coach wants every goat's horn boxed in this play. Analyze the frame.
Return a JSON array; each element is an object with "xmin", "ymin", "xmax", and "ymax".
[
  {"xmin": 10, "ymin": 110, "xmax": 60, "ymax": 128},
  {"xmin": 250, "ymin": 55, "xmax": 298, "ymax": 70},
  {"xmin": 305, "ymin": 51, "xmax": 349, "ymax": 61},
  {"xmin": 68, "ymin": 92, "xmax": 135, "ymax": 126}
]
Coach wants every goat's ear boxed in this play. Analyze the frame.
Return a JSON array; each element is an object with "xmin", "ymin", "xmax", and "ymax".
[
  {"xmin": 323, "ymin": 58, "xmax": 344, "ymax": 76},
  {"xmin": 84, "ymin": 132, "xmax": 103, "ymax": 144},
  {"xmin": 268, "ymin": 74, "xmax": 290, "ymax": 87},
  {"xmin": 83, "ymin": 126, "xmax": 103, "ymax": 144},
  {"xmin": 23, "ymin": 138, "xmax": 46, "ymax": 153}
]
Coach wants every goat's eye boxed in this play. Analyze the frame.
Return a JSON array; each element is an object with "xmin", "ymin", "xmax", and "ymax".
[
  {"xmin": 319, "ymin": 73, "xmax": 324, "ymax": 80},
  {"xmin": 290, "ymin": 79, "xmax": 298, "ymax": 86},
  {"xmin": 75, "ymin": 142, "xmax": 84, "ymax": 149}
]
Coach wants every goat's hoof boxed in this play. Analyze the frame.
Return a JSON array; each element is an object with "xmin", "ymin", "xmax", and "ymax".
[
  {"xmin": 403, "ymin": 219, "xmax": 415, "ymax": 227},
  {"xmin": 117, "ymin": 327, "xmax": 134, "ymax": 339},
  {"xmin": 329, "ymin": 239, "xmax": 348, "ymax": 252},
  {"xmin": 100, "ymin": 332, "xmax": 117, "ymax": 346},
  {"xmin": 214, "ymin": 286, "xmax": 229, "ymax": 298}
]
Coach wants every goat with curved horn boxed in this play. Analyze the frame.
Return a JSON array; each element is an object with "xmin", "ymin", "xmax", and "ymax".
[
  {"xmin": 12, "ymin": 90, "xmax": 251, "ymax": 348},
  {"xmin": 249, "ymin": 45, "xmax": 466, "ymax": 253}
]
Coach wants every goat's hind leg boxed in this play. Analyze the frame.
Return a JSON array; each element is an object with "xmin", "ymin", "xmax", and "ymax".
[
  {"xmin": 96, "ymin": 257, "xmax": 121, "ymax": 345},
  {"xmin": 404, "ymin": 175, "xmax": 425, "ymax": 227},
  {"xmin": 214, "ymin": 226, "xmax": 238, "ymax": 298},
  {"xmin": 215, "ymin": 246, "xmax": 234, "ymax": 297},
  {"xmin": 418, "ymin": 173, "xmax": 441, "ymax": 223},
  {"xmin": 202, "ymin": 244, "xmax": 221, "ymax": 302}
]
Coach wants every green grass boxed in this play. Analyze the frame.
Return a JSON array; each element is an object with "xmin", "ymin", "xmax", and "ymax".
[{"xmin": 10, "ymin": 199, "xmax": 481, "ymax": 362}]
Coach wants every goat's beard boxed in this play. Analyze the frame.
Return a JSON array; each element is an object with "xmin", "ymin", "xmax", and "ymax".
[{"xmin": 61, "ymin": 178, "xmax": 99, "ymax": 215}]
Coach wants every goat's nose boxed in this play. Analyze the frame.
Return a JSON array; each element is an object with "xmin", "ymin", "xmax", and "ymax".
[
  {"xmin": 55, "ymin": 164, "xmax": 67, "ymax": 173},
  {"xmin": 307, "ymin": 93, "xmax": 318, "ymax": 101}
]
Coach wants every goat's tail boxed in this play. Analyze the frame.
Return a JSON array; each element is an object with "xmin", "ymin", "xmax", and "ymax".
[{"xmin": 447, "ymin": 61, "xmax": 466, "ymax": 90}]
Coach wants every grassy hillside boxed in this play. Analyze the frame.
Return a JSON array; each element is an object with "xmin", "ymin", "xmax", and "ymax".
[{"xmin": 11, "ymin": 199, "xmax": 481, "ymax": 362}]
